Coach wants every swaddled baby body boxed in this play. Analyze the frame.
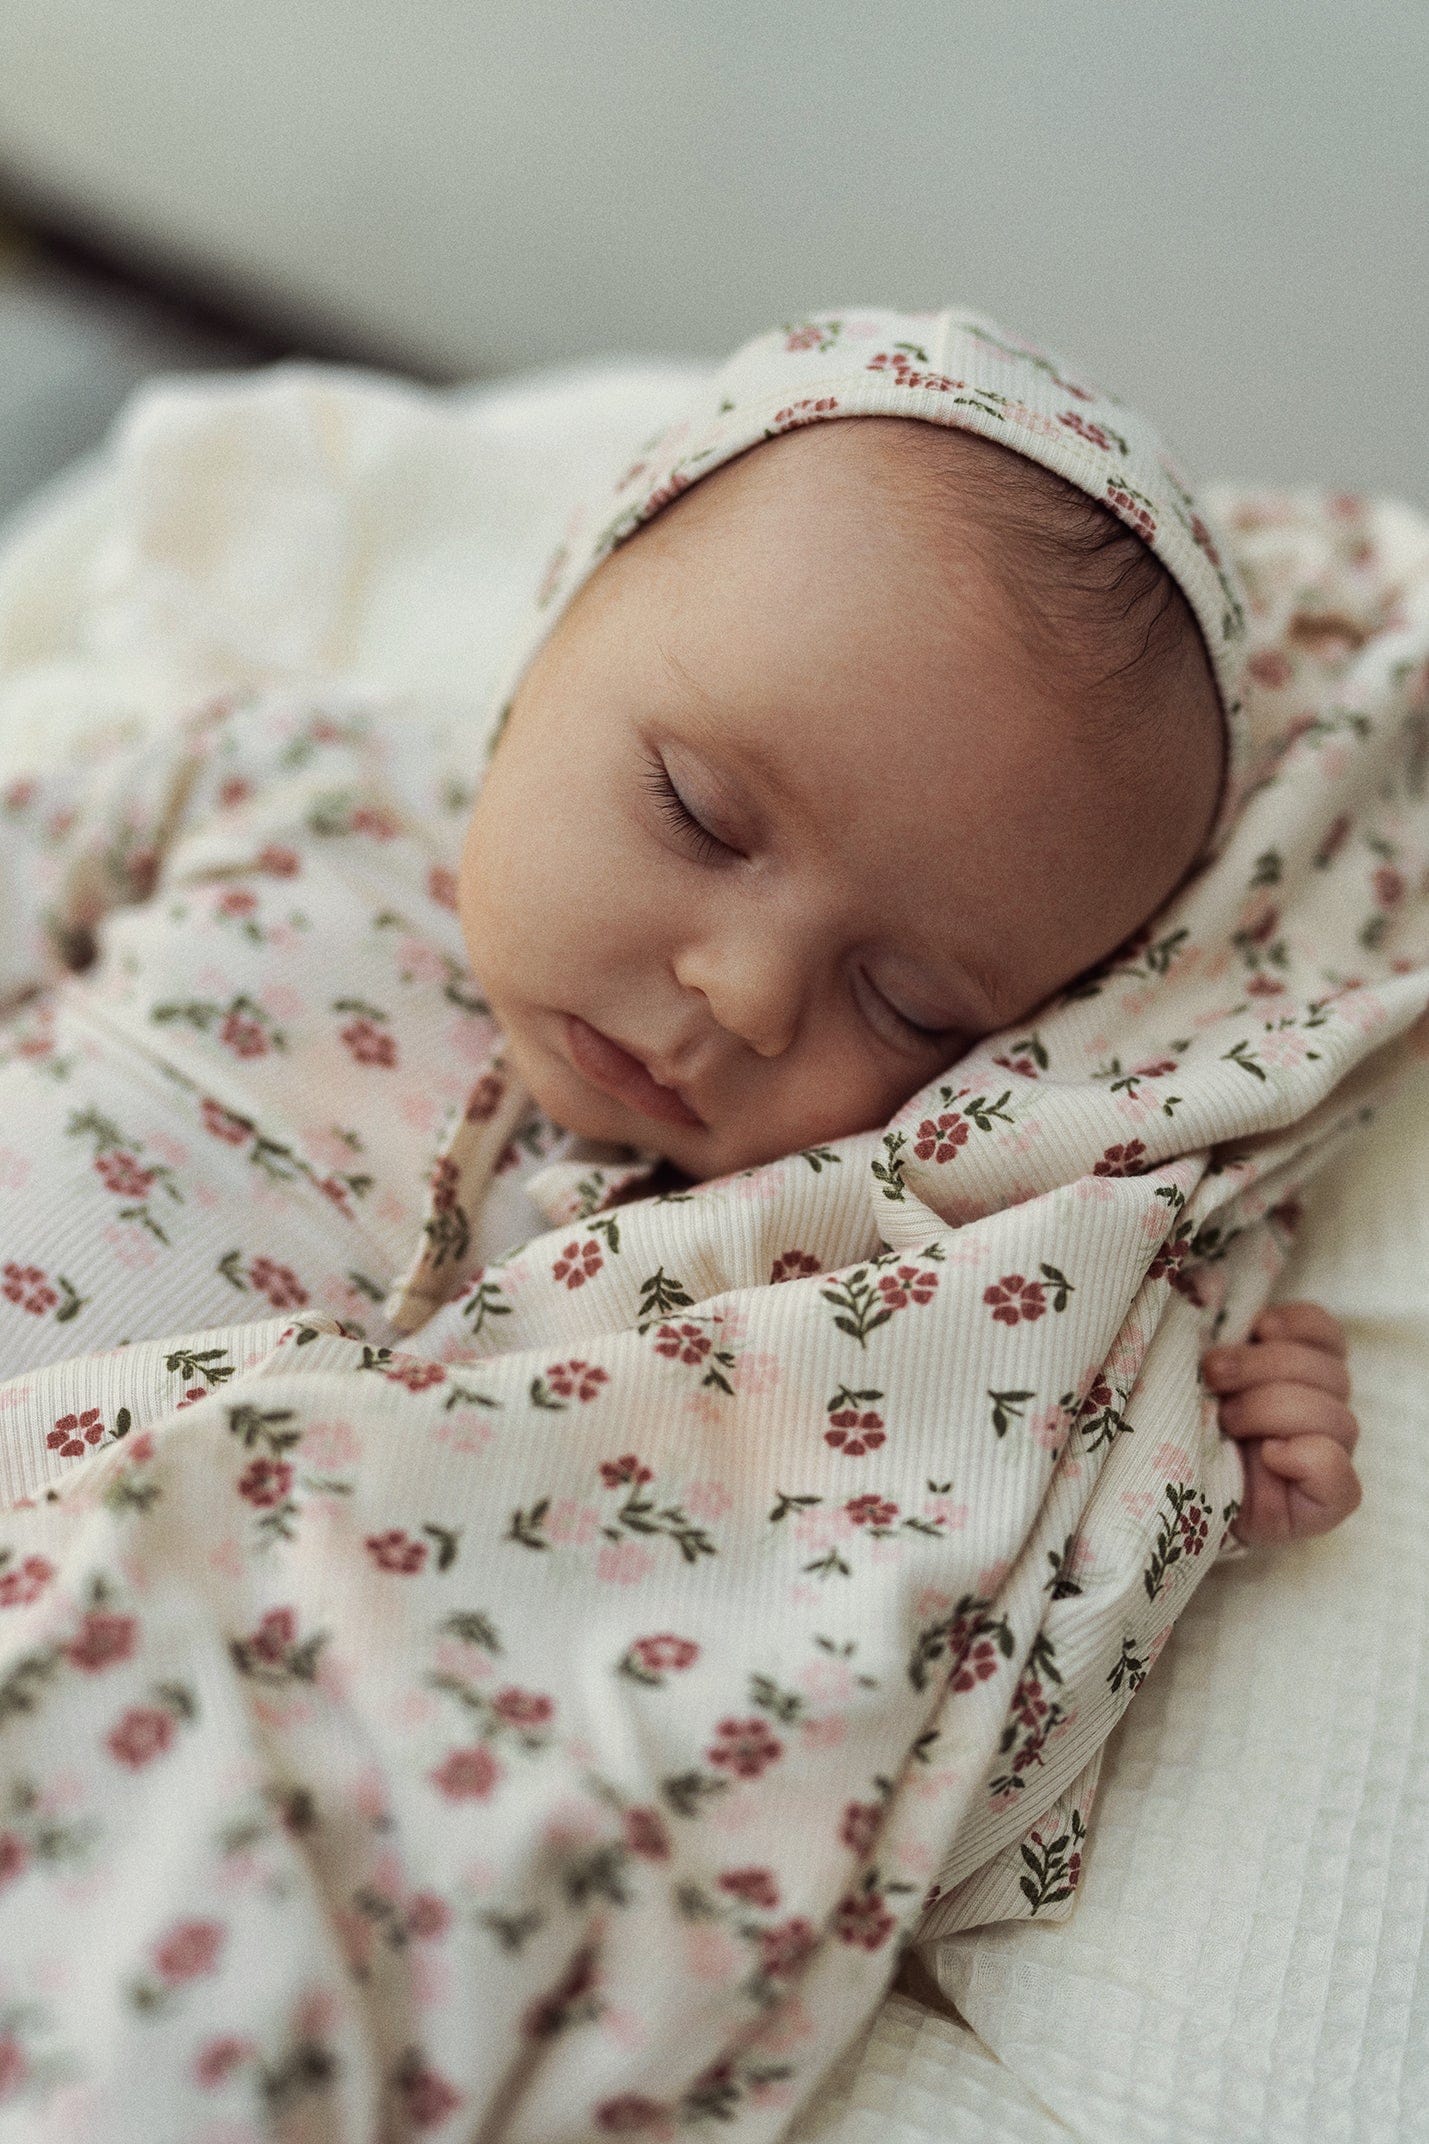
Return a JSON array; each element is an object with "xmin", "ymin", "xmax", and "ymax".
[{"xmin": 460, "ymin": 416, "xmax": 1360, "ymax": 1547}]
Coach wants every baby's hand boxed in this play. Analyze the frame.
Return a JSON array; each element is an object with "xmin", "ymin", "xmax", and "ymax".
[{"xmin": 1201, "ymin": 1300, "xmax": 1361, "ymax": 1546}]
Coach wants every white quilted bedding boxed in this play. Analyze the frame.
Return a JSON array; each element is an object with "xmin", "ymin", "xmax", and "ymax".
[{"xmin": 0, "ymin": 355, "xmax": 1423, "ymax": 2143}]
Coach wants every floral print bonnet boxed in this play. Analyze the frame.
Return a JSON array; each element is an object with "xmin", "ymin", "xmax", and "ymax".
[{"xmin": 490, "ymin": 304, "xmax": 1254, "ymax": 857}]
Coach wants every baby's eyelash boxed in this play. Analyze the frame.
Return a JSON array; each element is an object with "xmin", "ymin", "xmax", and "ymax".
[{"xmin": 640, "ymin": 752, "xmax": 731, "ymax": 866}]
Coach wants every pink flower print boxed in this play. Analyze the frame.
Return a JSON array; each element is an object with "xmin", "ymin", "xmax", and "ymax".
[
  {"xmin": 545, "ymin": 1358, "xmax": 609, "ymax": 1403},
  {"xmin": 629, "ymin": 1633, "xmax": 700, "ymax": 1675},
  {"xmin": 825, "ymin": 1405, "xmax": 886, "ymax": 1457},
  {"xmin": 553, "ymin": 1238, "xmax": 603, "ymax": 1289},
  {"xmin": 707, "ymin": 1716, "xmax": 783, "ymax": 1779},
  {"xmin": 0, "ymin": 2032, "xmax": 26, "ymax": 2098},
  {"xmin": 770, "ymin": 1248, "xmax": 822, "ymax": 1283},
  {"xmin": 1374, "ymin": 864, "xmax": 1406, "ymax": 908},
  {"xmin": 64, "ymin": 1610, "xmax": 137, "ymax": 1671},
  {"xmin": 464, "ymin": 1070, "xmax": 507, "ymax": 1121},
  {"xmin": 430, "ymin": 1743, "xmax": 501, "ymax": 1801},
  {"xmin": 923, "ymin": 1492, "xmax": 968, "ymax": 1529},
  {"xmin": 365, "ymin": 1528, "xmax": 428, "ymax": 1575},
  {"xmin": 220, "ymin": 1007, "xmax": 269, "ymax": 1058},
  {"xmin": 1247, "ymin": 647, "xmax": 1294, "ymax": 691},
  {"xmin": 1151, "ymin": 1441, "xmax": 1194, "ymax": 1482},
  {"xmin": 875, "ymin": 1264, "xmax": 939, "ymax": 1311},
  {"xmin": 218, "ymin": 775, "xmax": 252, "ymax": 810},
  {"xmin": 769, "ymin": 396, "xmax": 839, "ymax": 431},
  {"xmin": 913, "ymin": 1112, "xmax": 970, "ymax": 1164},
  {"xmin": 492, "ymin": 1687, "xmax": 554, "ymax": 1729},
  {"xmin": 1029, "ymin": 1401, "xmax": 1070, "ymax": 1454},
  {"xmin": 1246, "ymin": 971, "xmax": 1287, "ymax": 997},
  {"xmin": 216, "ymin": 887, "xmax": 257, "ymax": 918},
  {"xmin": 194, "ymin": 2036, "xmax": 254, "ymax": 2088},
  {"xmin": 153, "ymin": 1918, "xmax": 225, "ymax": 1985},
  {"xmin": 47, "ymin": 1407, "xmax": 106, "ymax": 1457},
  {"xmin": 2, "ymin": 1263, "xmax": 58, "ymax": 1315},
  {"xmin": 240, "ymin": 1607, "xmax": 295, "ymax": 1665},
  {"xmin": 951, "ymin": 1637, "xmax": 1002, "ymax": 1693},
  {"xmin": 107, "ymin": 1705, "xmax": 177, "ymax": 1768},
  {"xmin": 1094, "ymin": 1139, "xmax": 1151, "ymax": 1177},
  {"xmin": 0, "ymin": 1832, "xmax": 27, "ymax": 1889},
  {"xmin": 94, "ymin": 1150, "xmax": 156, "ymax": 1198},
  {"xmin": 845, "ymin": 1493, "xmax": 898, "ymax": 1529},
  {"xmin": 543, "ymin": 1498, "xmax": 599, "ymax": 1546},
  {"xmin": 350, "ymin": 806, "xmax": 399, "ymax": 840},
  {"xmin": 833, "ymin": 1891, "xmax": 896, "ymax": 1950},
  {"xmin": 383, "ymin": 1356, "xmax": 447, "ymax": 1392},
  {"xmin": 596, "ymin": 2097, "xmax": 671, "ymax": 2135},
  {"xmin": 784, "ymin": 323, "xmax": 827, "ymax": 351},
  {"xmin": 684, "ymin": 1479, "xmax": 734, "ymax": 1521},
  {"xmin": 600, "ymin": 1453, "xmax": 652, "ymax": 1489},
  {"xmin": 759, "ymin": 1917, "xmax": 817, "ymax": 1980},
  {"xmin": 341, "ymin": 1017, "xmax": 397, "ymax": 1068},
  {"xmin": 427, "ymin": 864, "xmax": 458, "ymax": 911},
  {"xmin": 200, "ymin": 1098, "xmax": 251, "ymax": 1145},
  {"xmin": 1258, "ymin": 1029, "xmax": 1313, "ymax": 1071},
  {"xmin": 238, "ymin": 1456, "xmax": 293, "ymax": 1507},
  {"xmin": 257, "ymin": 843, "xmax": 300, "ymax": 877},
  {"xmin": 407, "ymin": 1891, "xmax": 452, "ymax": 1940},
  {"xmin": 984, "ymin": 1273, "xmax": 1047, "ymax": 1325},
  {"xmin": 247, "ymin": 1257, "xmax": 308, "ymax": 1309},
  {"xmin": 0, "ymin": 1554, "xmax": 56, "ymax": 1607},
  {"xmin": 624, "ymin": 1807, "xmax": 671, "ymax": 1861},
  {"xmin": 840, "ymin": 1801, "xmax": 883, "ymax": 1857},
  {"xmin": 653, "ymin": 1321, "xmax": 711, "ymax": 1366},
  {"xmin": 595, "ymin": 1540, "xmax": 656, "ymax": 1585}
]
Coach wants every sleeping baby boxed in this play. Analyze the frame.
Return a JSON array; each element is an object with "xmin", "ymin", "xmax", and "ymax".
[{"xmin": 0, "ymin": 318, "xmax": 1363, "ymax": 1550}]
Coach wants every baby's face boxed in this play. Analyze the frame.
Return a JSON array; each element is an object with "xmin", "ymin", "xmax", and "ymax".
[{"xmin": 458, "ymin": 419, "xmax": 1223, "ymax": 1182}]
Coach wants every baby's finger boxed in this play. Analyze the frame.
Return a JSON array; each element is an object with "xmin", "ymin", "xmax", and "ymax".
[
  {"xmin": 1251, "ymin": 1301, "xmax": 1348, "ymax": 1355},
  {"xmin": 1257, "ymin": 1433, "xmax": 1362, "ymax": 1536},
  {"xmin": 1217, "ymin": 1384, "xmax": 1359, "ymax": 1451},
  {"xmin": 1203, "ymin": 1338, "xmax": 1351, "ymax": 1400}
]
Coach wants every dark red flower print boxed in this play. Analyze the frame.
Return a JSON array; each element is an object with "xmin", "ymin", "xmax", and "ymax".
[
  {"xmin": 126, "ymin": 849, "xmax": 158, "ymax": 899},
  {"xmin": 1133, "ymin": 1058, "xmax": 1179, "ymax": 1079},
  {"xmin": 1012, "ymin": 1676, "xmax": 1051, "ymax": 1731},
  {"xmin": 913, "ymin": 1112, "xmax": 970, "ymax": 1164},
  {"xmin": 1248, "ymin": 647, "xmax": 1294, "ymax": 691},
  {"xmin": 1374, "ymin": 865, "xmax": 1406, "ymax": 908},
  {"xmin": 396, "ymin": 2059, "xmax": 463, "ymax": 2130},
  {"xmin": 0, "ymin": 1554, "xmax": 56, "ymax": 1607},
  {"xmin": 758, "ymin": 1916, "xmax": 817, "ymax": 1980},
  {"xmin": 839, "ymin": 1801, "xmax": 883, "ymax": 1857},
  {"xmin": 825, "ymin": 1404, "xmax": 886, "ymax": 1457},
  {"xmin": 628, "ymin": 1634, "xmax": 699, "ymax": 1674},
  {"xmin": 983, "ymin": 1273, "xmax": 1047, "ymax": 1325},
  {"xmin": 365, "ymin": 1528, "xmax": 428, "ymax": 1575},
  {"xmin": 834, "ymin": 1890, "xmax": 896, "ymax": 1950},
  {"xmin": 107, "ymin": 1705, "xmax": 177, "ymax": 1768},
  {"xmin": 951, "ymin": 1637, "xmax": 1002, "ymax": 1692},
  {"xmin": 1188, "ymin": 513, "xmax": 1223, "ymax": 568},
  {"xmin": 220, "ymin": 1008, "xmax": 270, "ymax": 1058},
  {"xmin": 1078, "ymin": 1375, "xmax": 1113, "ymax": 1416},
  {"xmin": 0, "ymin": 1831, "xmax": 27, "ymax": 1889},
  {"xmin": 407, "ymin": 1892, "xmax": 452, "ymax": 1941},
  {"xmin": 770, "ymin": 1248, "xmax": 822, "ymax": 1283},
  {"xmin": 464, "ymin": 1070, "xmax": 507, "ymax": 1122},
  {"xmin": 194, "ymin": 2035, "xmax": 253, "ymax": 2088},
  {"xmin": 1314, "ymin": 811, "xmax": 1352, "ymax": 868},
  {"xmin": 2, "ymin": 1263, "xmax": 58, "ymax": 1316},
  {"xmin": 784, "ymin": 323, "xmax": 827, "ymax": 351},
  {"xmin": 1057, "ymin": 410, "xmax": 1115, "ymax": 450},
  {"xmin": 65, "ymin": 1610, "xmax": 138, "ymax": 1671},
  {"xmin": 383, "ymin": 1356, "xmax": 447, "ymax": 1392},
  {"xmin": 845, "ymin": 1494, "xmax": 898, "ymax": 1529},
  {"xmin": 545, "ymin": 1358, "xmax": 609, "ymax": 1403},
  {"xmin": 553, "ymin": 1238, "xmax": 603, "ymax": 1288},
  {"xmin": 707, "ymin": 1716, "xmax": 783, "ymax": 1779},
  {"xmin": 1246, "ymin": 972, "xmax": 1287, "ymax": 997},
  {"xmin": 429, "ymin": 1157, "xmax": 461, "ymax": 1213},
  {"xmin": 1178, "ymin": 1500, "xmax": 1211, "ymax": 1553},
  {"xmin": 200, "ymin": 1098, "xmax": 251, "ymax": 1144},
  {"xmin": 350, "ymin": 806, "xmax": 399, "ymax": 840},
  {"xmin": 247, "ymin": 1257, "xmax": 308, "ymax": 1309},
  {"xmin": 623, "ymin": 1807, "xmax": 671, "ymax": 1861},
  {"xmin": 993, "ymin": 1053, "xmax": 1039, "ymax": 1079},
  {"xmin": 256, "ymin": 843, "xmax": 300, "ymax": 877},
  {"xmin": 718, "ymin": 1865, "xmax": 779, "ymax": 1909},
  {"xmin": 429, "ymin": 1743, "xmax": 501, "ymax": 1801},
  {"xmin": 0, "ymin": 2031, "xmax": 24, "ymax": 2098},
  {"xmin": 874, "ymin": 1264, "xmax": 939, "ymax": 1311},
  {"xmin": 600, "ymin": 1454, "xmax": 653, "ymax": 1489},
  {"xmin": 217, "ymin": 775, "xmax": 252, "ymax": 810},
  {"xmin": 652, "ymin": 1321, "xmax": 711, "ymax": 1365},
  {"xmin": 238, "ymin": 1456, "xmax": 294, "ymax": 1508},
  {"xmin": 153, "ymin": 1918, "xmax": 225, "ymax": 1985},
  {"xmin": 341, "ymin": 1017, "xmax": 398, "ymax": 1068},
  {"xmin": 216, "ymin": 887, "xmax": 257, "ymax": 918},
  {"xmin": 47, "ymin": 1408, "xmax": 106, "ymax": 1457},
  {"xmin": 1094, "ymin": 1139, "xmax": 1151, "ymax": 1177},
  {"xmin": 1105, "ymin": 482, "xmax": 1156, "ymax": 543},
  {"xmin": 1148, "ymin": 1237, "xmax": 1190, "ymax": 1284},
  {"xmin": 248, "ymin": 1607, "xmax": 298, "ymax": 1664},
  {"xmin": 427, "ymin": 864, "xmax": 458, "ymax": 910},
  {"xmin": 94, "ymin": 1150, "xmax": 156, "ymax": 1198},
  {"xmin": 597, "ymin": 2097, "xmax": 667, "ymax": 2133},
  {"xmin": 492, "ymin": 1687, "xmax": 554, "ymax": 1728}
]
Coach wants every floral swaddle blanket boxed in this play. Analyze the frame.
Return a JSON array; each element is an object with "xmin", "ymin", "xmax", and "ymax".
[{"xmin": 0, "ymin": 311, "xmax": 1428, "ymax": 2140}]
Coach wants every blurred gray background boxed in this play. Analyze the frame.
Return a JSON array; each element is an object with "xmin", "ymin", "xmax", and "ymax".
[{"xmin": 0, "ymin": 0, "xmax": 1424, "ymax": 525}]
